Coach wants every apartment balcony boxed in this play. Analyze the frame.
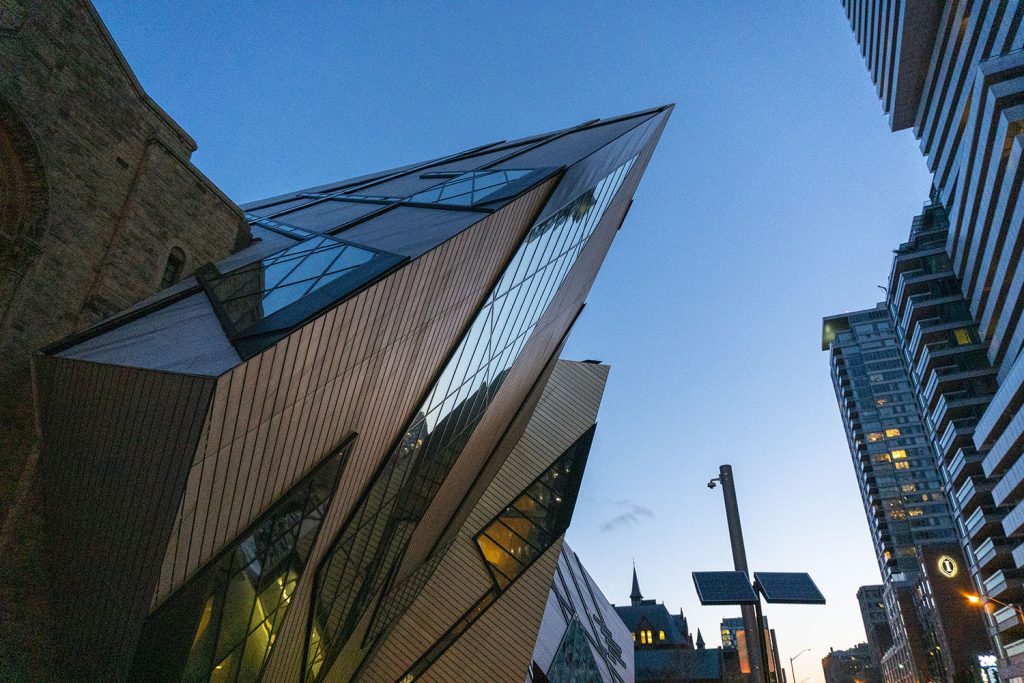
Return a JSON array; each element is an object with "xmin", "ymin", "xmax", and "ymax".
[
  {"xmin": 984, "ymin": 568, "xmax": 1024, "ymax": 601},
  {"xmin": 939, "ymin": 419, "xmax": 977, "ymax": 467},
  {"xmin": 899, "ymin": 293, "xmax": 961, "ymax": 338},
  {"xmin": 908, "ymin": 319, "xmax": 965, "ymax": 364},
  {"xmin": 931, "ymin": 392, "xmax": 992, "ymax": 438},
  {"xmin": 889, "ymin": 245, "xmax": 947, "ymax": 289},
  {"xmin": 1013, "ymin": 542, "xmax": 1024, "ymax": 570},
  {"xmin": 914, "ymin": 342, "xmax": 985, "ymax": 386},
  {"xmin": 975, "ymin": 536, "xmax": 1014, "ymax": 571},
  {"xmin": 994, "ymin": 456, "xmax": 1024, "ymax": 508},
  {"xmin": 893, "ymin": 269, "xmax": 957, "ymax": 319},
  {"xmin": 984, "ymin": 409, "xmax": 1024, "ymax": 482},
  {"xmin": 993, "ymin": 603, "xmax": 1024, "ymax": 639},
  {"xmin": 965, "ymin": 503, "xmax": 1007, "ymax": 541},
  {"xmin": 977, "ymin": 350, "xmax": 1024, "ymax": 450},
  {"xmin": 923, "ymin": 366, "xmax": 997, "ymax": 410},
  {"xmin": 948, "ymin": 447, "xmax": 985, "ymax": 488},
  {"xmin": 1005, "ymin": 499, "xmax": 1024, "ymax": 539},
  {"xmin": 957, "ymin": 475, "xmax": 995, "ymax": 512}
]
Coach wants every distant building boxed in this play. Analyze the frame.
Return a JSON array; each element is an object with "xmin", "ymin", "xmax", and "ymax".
[
  {"xmin": 856, "ymin": 585, "xmax": 892, "ymax": 674},
  {"xmin": 614, "ymin": 568, "xmax": 724, "ymax": 683},
  {"xmin": 720, "ymin": 617, "xmax": 784, "ymax": 683},
  {"xmin": 529, "ymin": 543, "xmax": 633, "ymax": 683},
  {"xmin": 822, "ymin": 644, "xmax": 880, "ymax": 683}
]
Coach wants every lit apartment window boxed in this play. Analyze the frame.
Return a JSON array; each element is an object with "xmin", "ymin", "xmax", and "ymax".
[
  {"xmin": 895, "ymin": 462, "xmax": 909, "ymax": 470},
  {"xmin": 954, "ymin": 328, "xmax": 972, "ymax": 345},
  {"xmin": 908, "ymin": 509, "xmax": 923, "ymax": 517},
  {"xmin": 885, "ymin": 428, "xmax": 901, "ymax": 437},
  {"xmin": 876, "ymin": 398, "xmax": 888, "ymax": 406},
  {"xmin": 867, "ymin": 432, "xmax": 885, "ymax": 442},
  {"xmin": 891, "ymin": 449, "xmax": 907, "ymax": 459},
  {"xmin": 901, "ymin": 484, "xmax": 917, "ymax": 493},
  {"xmin": 659, "ymin": 630, "xmax": 665, "ymax": 641}
]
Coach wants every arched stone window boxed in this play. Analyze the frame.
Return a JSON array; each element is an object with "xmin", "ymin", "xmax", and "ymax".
[
  {"xmin": 0, "ymin": 101, "xmax": 49, "ymax": 322},
  {"xmin": 160, "ymin": 246, "xmax": 186, "ymax": 288}
]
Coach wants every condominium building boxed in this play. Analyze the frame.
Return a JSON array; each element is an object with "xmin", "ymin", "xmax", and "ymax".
[
  {"xmin": 839, "ymin": 0, "xmax": 1024, "ymax": 676},
  {"xmin": 823, "ymin": 305, "xmax": 960, "ymax": 682},
  {"xmin": 856, "ymin": 585, "xmax": 893, "ymax": 674}
]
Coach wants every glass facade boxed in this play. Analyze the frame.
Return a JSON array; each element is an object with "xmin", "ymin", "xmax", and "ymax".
[
  {"xmin": 406, "ymin": 169, "xmax": 534, "ymax": 206},
  {"xmin": 128, "ymin": 442, "xmax": 348, "ymax": 683},
  {"xmin": 303, "ymin": 158, "xmax": 634, "ymax": 683},
  {"xmin": 475, "ymin": 426, "xmax": 594, "ymax": 590},
  {"xmin": 199, "ymin": 233, "xmax": 403, "ymax": 357},
  {"xmin": 545, "ymin": 620, "xmax": 604, "ymax": 683},
  {"xmin": 395, "ymin": 427, "xmax": 595, "ymax": 683}
]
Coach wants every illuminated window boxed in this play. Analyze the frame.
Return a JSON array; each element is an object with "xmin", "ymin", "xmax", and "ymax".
[
  {"xmin": 908, "ymin": 509, "xmax": 924, "ymax": 517},
  {"xmin": 659, "ymin": 630, "xmax": 665, "ymax": 641},
  {"xmin": 632, "ymin": 632, "xmax": 636, "ymax": 642},
  {"xmin": 885, "ymin": 428, "xmax": 902, "ymax": 437},
  {"xmin": 901, "ymin": 484, "xmax": 917, "ymax": 493},
  {"xmin": 873, "ymin": 453, "xmax": 891, "ymax": 463},
  {"xmin": 954, "ymin": 328, "xmax": 972, "ymax": 345},
  {"xmin": 867, "ymin": 432, "xmax": 885, "ymax": 442},
  {"xmin": 894, "ymin": 461, "xmax": 910, "ymax": 470},
  {"xmin": 876, "ymin": 398, "xmax": 888, "ymax": 406},
  {"xmin": 884, "ymin": 551, "xmax": 892, "ymax": 560},
  {"xmin": 891, "ymin": 449, "xmax": 907, "ymax": 459}
]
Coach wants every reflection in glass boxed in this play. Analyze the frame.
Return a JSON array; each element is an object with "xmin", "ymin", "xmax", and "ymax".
[
  {"xmin": 128, "ymin": 444, "xmax": 347, "ymax": 683},
  {"xmin": 406, "ymin": 169, "xmax": 533, "ymax": 206},
  {"xmin": 394, "ymin": 426, "xmax": 596, "ymax": 683},
  {"xmin": 201, "ymin": 234, "xmax": 394, "ymax": 340},
  {"xmin": 304, "ymin": 159, "xmax": 635, "ymax": 682},
  {"xmin": 544, "ymin": 620, "xmax": 604, "ymax": 683}
]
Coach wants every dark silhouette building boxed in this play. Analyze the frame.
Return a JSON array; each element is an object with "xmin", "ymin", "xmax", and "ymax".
[
  {"xmin": 615, "ymin": 567, "xmax": 725, "ymax": 683},
  {"xmin": 822, "ymin": 644, "xmax": 880, "ymax": 683}
]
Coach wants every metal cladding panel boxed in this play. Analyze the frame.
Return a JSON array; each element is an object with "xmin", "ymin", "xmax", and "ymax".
[
  {"xmin": 357, "ymin": 360, "xmax": 609, "ymax": 682},
  {"xmin": 153, "ymin": 179, "xmax": 558, "ymax": 617},
  {"xmin": 33, "ymin": 353, "xmax": 216, "ymax": 681},
  {"xmin": 272, "ymin": 199, "xmax": 383, "ymax": 233},
  {"xmin": 417, "ymin": 538, "xmax": 564, "ymax": 683},
  {"xmin": 258, "ymin": 179, "xmax": 557, "ymax": 683}
]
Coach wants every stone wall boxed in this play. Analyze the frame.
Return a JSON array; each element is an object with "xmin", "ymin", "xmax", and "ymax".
[
  {"xmin": 0, "ymin": 4, "xmax": 247, "ymax": 676},
  {"xmin": 0, "ymin": 0, "xmax": 248, "ymax": 510}
]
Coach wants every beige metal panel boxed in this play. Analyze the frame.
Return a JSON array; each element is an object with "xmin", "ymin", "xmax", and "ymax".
[
  {"xmin": 419, "ymin": 538, "xmax": 565, "ymax": 683},
  {"xmin": 153, "ymin": 179, "xmax": 556, "ymax": 610},
  {"xmin": 257, "ymin": 180, "xmax": 557, "ymax": 683},
  {"xmin": 357, "ymin": 360, "xmax": 608, "ymax": 683}
]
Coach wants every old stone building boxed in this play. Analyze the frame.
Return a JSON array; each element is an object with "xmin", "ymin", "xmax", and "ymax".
[
  {"xmin": 0, "ymin": 1, "xmax": 247, "ymax": 677},
  {"xmin": 0, "ymin": 0, "xmax": 248, "ymax": 512}
]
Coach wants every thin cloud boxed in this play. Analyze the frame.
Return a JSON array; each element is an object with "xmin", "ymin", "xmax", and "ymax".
[{"xmin": 600, "ymin": 500, "xmax": 655, "ymax": 532}]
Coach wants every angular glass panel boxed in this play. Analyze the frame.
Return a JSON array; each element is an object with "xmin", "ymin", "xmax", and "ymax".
[
  {"xmin": 474, "ymin": 425, "xmax": 594, "ymax": 588},
  {"xmin": 200, "ymin": 235, "xmax": 403, "ymax": 358},
  {"xmin": 127, "ymin": 441, "xmax": 349, "ymax": 683},
  {"xmin": 544, "ymin": 619, "xmax": 604, "ymax": 683},
  {"xmin": 407, "ymin": 169, "xmax": 534, "ymax": 206},
  {"xmin": 305, "ymin": 159, "xmax": 633, "ymax": 682}
]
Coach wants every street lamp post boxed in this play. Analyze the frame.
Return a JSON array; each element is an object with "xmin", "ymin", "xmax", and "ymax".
[
  {"xmin": 968, "ymin": 593, "xmax": 1024, "ymax": 622},
  {"xmin": 790, "ymin": 647, "xmax": 812, "ymax": 683},
  {"xmin": 709, "ymin": 465, "xmax": 767, "ymax": 683}
]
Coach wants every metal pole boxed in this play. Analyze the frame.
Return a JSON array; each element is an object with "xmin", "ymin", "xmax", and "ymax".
[
  {"xmin": 718, "ymin": 464, "xmax": 766, "ymax": 683},
  {"xmin": 753, "ymin": 580, "xmax": 772, "ymax": 683}
]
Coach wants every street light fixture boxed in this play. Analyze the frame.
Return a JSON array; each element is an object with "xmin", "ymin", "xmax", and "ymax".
[
  {"xmin": 967, "ymin": 593, "xmax": 1024, "ymax": 622},
  {"xmin": 790, "ymin": 647, "xmax": 812, "ymax": 683}
]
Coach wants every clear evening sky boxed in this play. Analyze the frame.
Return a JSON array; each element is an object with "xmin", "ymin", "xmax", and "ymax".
[{"xmin": 93, "ymin": 2, "xmax": 934, "ymax": 680}]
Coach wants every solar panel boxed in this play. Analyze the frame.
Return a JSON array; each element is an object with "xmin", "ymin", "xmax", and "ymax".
[
  {"xmin": 692, "ymin": 571, "xmax": 758, "ymax": 605},
  {"xmin": 754, "ymin": 572, "xmax": 826, "ymax": 605}
]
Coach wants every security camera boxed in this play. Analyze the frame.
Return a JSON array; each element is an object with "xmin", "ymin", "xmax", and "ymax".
[{"xmin": 707, "ymin": 480, "xmax": 717, "ymax": 490}]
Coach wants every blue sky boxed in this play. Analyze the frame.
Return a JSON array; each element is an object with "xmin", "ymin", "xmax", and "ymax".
[{"xmin": 94, "ymin": 1, "xmax": 934, "ymax": 679}]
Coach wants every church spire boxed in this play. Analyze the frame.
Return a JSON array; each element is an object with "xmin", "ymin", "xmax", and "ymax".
[
  {"xmin": 630, "ymin": 562, "xmax": 643, "ymax": 606},
  {"xmin": 696, "ymin": 629, "xmax": 705, "ymax": 650}
]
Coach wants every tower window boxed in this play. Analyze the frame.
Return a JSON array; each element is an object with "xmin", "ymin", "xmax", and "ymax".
[
  {"xmin": 160, "ymin": 247, "xmax": 185, "ymax": 288},
  {"xmin": 659, "ymin": 630, "xmax": 665, "ymax": 641}
]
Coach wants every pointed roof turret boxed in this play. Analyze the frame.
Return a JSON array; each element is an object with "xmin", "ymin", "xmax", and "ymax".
[
  {"xmin": 696, "ymin": 629, "xmax": 706, "ymax": 649},
  {"xmin": 630, "ymin": 563, "xmax": 643, "ymax": 606}
]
